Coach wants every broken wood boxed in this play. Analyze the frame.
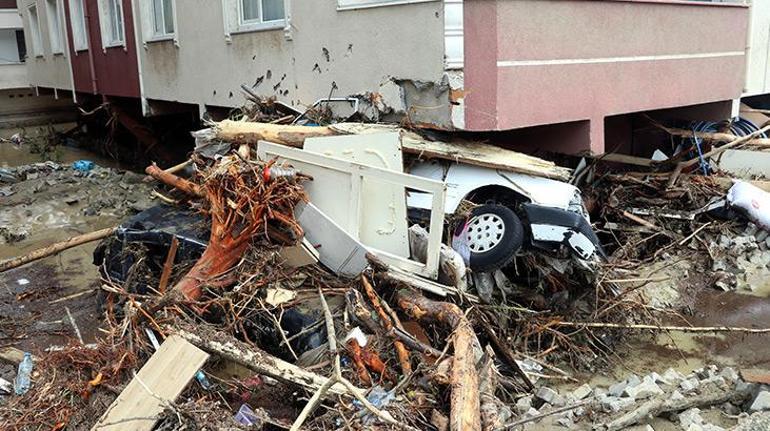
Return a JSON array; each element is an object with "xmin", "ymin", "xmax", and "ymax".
[
  {"xmin": 666, "ymin": 123, "xmax": 770, "ymax": 187},
  {"xmin": 145, "ymin": 163, "xmax": 203, "ymax": 197},
  {"xmin": 157, "ymin": 236, "xmax": 178, "ymax": 294},
  {"xmin": 173, "ymin": 325, "xmax": 357, "ymax": 397},
  {"xmin": 361, "ymin": 275, "xmax": 412, "ymax": 375},
  {"xmin": 147, "ymin": 157, "xmax": 305, "ymax": 303},
  {"xmin": 142, "ymin": 159, "xmax": 192, "ymax": 183},
  {"xmin": 550, "ymin": 321, "xmax": 770, "ymax": 334},
  {"xmin": 289, "ymin": 289, "xmax": 414, "ymax": 431},
  {"xmin": 497, "ymin": 401, "xmax": 590, "ymax": 430},
  {"xmin": 213, "ymin": 120, "xmax": 572, "ymax": 180},
  {"xmin": 215, "ymin": 120, "xmax": 337, "ymax": 147},
  {"xmin": 620, "ymin": 210, "xmax": 660, "ymax": 231},
  {"xmin": 477, "ymin": 313, "xmax": 535, "ymax": 391},
  {"xmin": 92, "ymin": 335, "xmax": 209, "ymax": 431},
  {"xmin": 599, "ymin": 384, "xmax": 749, "ymax": 431},
  {"xmin": 396, "ymin": 289, "xmax": 481, "ymax": 431},
  {"xmin": 479, "ymin": 346, "xmax": 503, "ymax": 431},
  {"xmin": 0, "ymin": 227, "xmax": 116, "ymax": 273}
]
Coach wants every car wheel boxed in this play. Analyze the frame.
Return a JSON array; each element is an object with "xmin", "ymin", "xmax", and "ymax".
[{"xmin": 465, "ymin": 204, "xmax": 524, "ymax": 272}]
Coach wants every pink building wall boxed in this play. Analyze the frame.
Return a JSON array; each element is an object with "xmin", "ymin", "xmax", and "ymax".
[{"xmin": 464, "ymin": 0, "xmax": 749, "ymax": 154}]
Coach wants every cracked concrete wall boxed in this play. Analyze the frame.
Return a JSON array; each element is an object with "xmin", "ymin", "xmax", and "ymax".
[{"xmin": 136, "ymin": 0, "xmax": 450, "ymax": 126}]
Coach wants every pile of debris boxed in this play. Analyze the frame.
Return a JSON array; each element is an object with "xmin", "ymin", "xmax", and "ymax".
[{"xmin": 2, "ymin": 108, "xmax": 770, "ymax": 431}]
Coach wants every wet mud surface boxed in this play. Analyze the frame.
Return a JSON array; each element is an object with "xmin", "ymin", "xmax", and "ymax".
[{"xmin": 1, "ymin": 147, "xmax": 155, "ymax": 355}]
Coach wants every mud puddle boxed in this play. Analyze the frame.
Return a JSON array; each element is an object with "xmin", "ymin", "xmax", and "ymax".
[
  {"xmin": 0, "ymin": 141, "xmax": 123, "ymax": 170},
  {"xmin": 1, "ymin": 151, "xmax": 155, "ymax": 353}
]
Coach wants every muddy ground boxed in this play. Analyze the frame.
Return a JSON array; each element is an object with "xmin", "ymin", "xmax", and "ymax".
[
  {"xmin": 1, "ymin": 141, "xmax": 770, "ymax": 430},
  {"xmin": 0, "ymin": 142, "xmax": 155, "ymax": 384}
]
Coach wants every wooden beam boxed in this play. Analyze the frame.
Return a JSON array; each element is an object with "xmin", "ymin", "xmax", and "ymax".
[{"xmin": 92, "ymin": 335, "xmax": 209, "ymax": 431}]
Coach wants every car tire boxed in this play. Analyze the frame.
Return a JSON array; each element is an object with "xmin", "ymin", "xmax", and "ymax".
[{"xmin": 465, "ymin": 204, "xmax": 524, "ymax": 272}]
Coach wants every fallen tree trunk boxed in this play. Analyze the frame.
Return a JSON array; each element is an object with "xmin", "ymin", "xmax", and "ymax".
[
  {"xmin": 599, "ymin": 384, "xmax": 750, "ymax": 431},
  {"xmin": 215, "ymin": 120, "xmax": 336, "ymax": 147},
  {"xmin": 145, "ymin": 157, "xmax": 305, "ymax": 302},
  {"xmin": 213, "ymin": 121, "xmax": 573, "ymax": 180},
  {"xmin": 0, "ymin": 227, "xmax": 116, "ymax": 273},
  {"xmin": 395, "ymin": 289, "xmax": 481, "ymax": 431}
]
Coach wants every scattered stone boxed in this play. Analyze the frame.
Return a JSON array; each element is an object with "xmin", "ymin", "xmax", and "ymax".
[
  {"xmin": 721, "ymin": 402, "xmax": 740, "ymax": 415},
  {"xmin": 732, "ymin": 411, "xmax": 770, "ymax": 430},
  {"xmin": 608, "ymin": 381, "xmax": 626, "ymax": 397},
  {"xmin": 556, "ymin": 417, "xmax": 572, "ymax": 428},
  {"xmin": 610, "ymin": 375, "xmax": 640, "ymax": 397},
  {"xmin": 671, "ymin": 390, "xmax": 685, "ymax": 401},
  {"xmin": 572, "ymin": 383, "xmax": 592, "ymax": 400},
  {"xmin": 624, "ymin": 379, "xmax": 664, "ymax": 399},
  {"xmin": 713, "ymin": 270, "xmax": 737, "ymax": 291},
  {"xmin": 680, "ymin": 377, "xmax": 701, "ymax": 393},
  {"xmin": 644, "ymin": 425, "xmax": 655, "ymax": 431},
  {"xmin": 525, "ymin": 407, "xmax": 539, "ymax": 417},
  {"xmin": 535, "ymin": 387, "xmax": 558, "ymax": 404},
  {"xmin": 515, "ymin": 395, "xmax": 533, "ymax": 415},
  {"xmin": 703, "ymin": 375, "xmax": 726, "ymax": 387},
  {"xmin": 600, "ymin": 395, "xmax": 635, "ymax": 413},
  {"xmin": 550, "ymin": 394, "xmax": 567, "ymax": 407},
  {"xmin": 662, "ymin": 368, "xmax": 685, "ymax": 383},
  {"xmin": 679, "ymin": 408, "xmax": 704, "ymax": 428},
  {"xmin": 719, "ymin": 367, "xmax": 739, "ymax": 383},
  {"xmin": 749, "ymin": 391, "xmax": 770, "ymax": 411}
]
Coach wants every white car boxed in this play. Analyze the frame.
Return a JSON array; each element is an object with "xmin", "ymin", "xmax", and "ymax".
[{"xmin": 407, "ymin": 161, "xmax": 603, "ymax": 272}]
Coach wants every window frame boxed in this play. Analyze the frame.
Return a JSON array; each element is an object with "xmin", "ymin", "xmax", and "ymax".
[
  {"xmin": 336, "ymin": 0, "xmax": 438, "ymax": 11},
  {"xmin": 97, "ymin": 0, "xmax": 126, "ymax": 49},
  {"xmin": 44, "ymin": 0, "xmax": 64, "ymax": 55},
  {"xmin": 27, "ymin": 4, "xmax": 43, "ymax": 58},
  {"xmin": 233, "ymin": 0, "xmax": 285, "ymax": 34},
  {"xmin": 68, "ymin": 0, "xmax": 88, "ymax": 51},
  {"xmin": 150, "ymin": 0, "xmax": 176, "ymax": 39}
]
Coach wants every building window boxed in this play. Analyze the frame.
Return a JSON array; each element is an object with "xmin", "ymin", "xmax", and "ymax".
[
  {"xmin": 0, "ymin": 30, "xmax": 21, "ymax": 64},
  {"xmin": 45, "ymin": 0, "xmax": 63, "ymax": 54},
  {"xmin": 98, "ymin": 0, "xmax": 125, "ymax": 48},
  {"xmin": 16, "ymin": 30, "xmax": 27, "ymax": 62},
  {"xmin": 68, "ymin": 0, "xmax": 88, "ymax": 51},
  {"xmin": 27, "ymin": 5, "xmax": 42, "ymax": 57},
  {"xmin": 241, "ymin": 0, "xmax": 284, "ymax": 23},
  {"xmin": 152, "ymin": 0, "xmax": 175, "ymax": 37},
  {"xmin": 337, "ymin": 0, "xmax": 437, "ymax": 10},
  {"xmin": 222, "ymin": 0, "xmax": 286, "ymax": 38}
]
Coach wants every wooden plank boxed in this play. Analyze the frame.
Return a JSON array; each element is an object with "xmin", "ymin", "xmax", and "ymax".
[
  {"xmin": 92, "ymin": 335, "xmax": 209, "ymax": 431},
  {"xmin": 592, "ymin": 153, "xmax": 655, "ymax": 167}
]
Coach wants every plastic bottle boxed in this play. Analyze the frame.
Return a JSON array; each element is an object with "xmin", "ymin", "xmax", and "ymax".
[
  {"xmin": 195, "ymin": 370, "xmax": 212, "ymax": 390},
  {"xmin": 14, "ymin": 352, "xmax": 33, "ymax": 395}
]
